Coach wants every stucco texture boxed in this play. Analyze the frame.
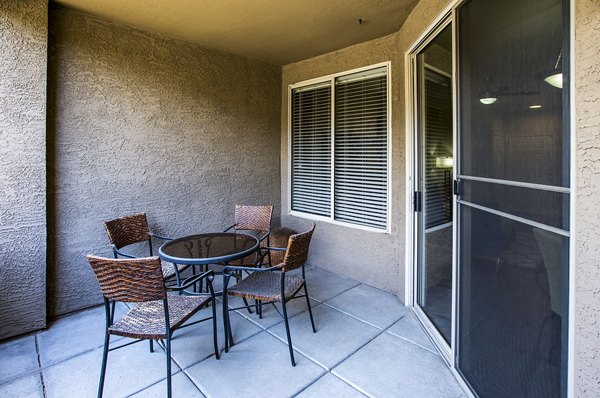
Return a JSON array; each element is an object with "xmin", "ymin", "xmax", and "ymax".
[
  {"xmin": 47, "ymin": 8, "xmax": 281, "ymax": 316},
  {"xmin": 280, "ymin": 0, "xmax": 451, "ymax": 299},
  {"xmin": 574, "ymin": 0, "xmax": 600, "ymax": 396},
  {"xmin": 0, "ymin": 0, "xmax": 48, "ymax": 339}
]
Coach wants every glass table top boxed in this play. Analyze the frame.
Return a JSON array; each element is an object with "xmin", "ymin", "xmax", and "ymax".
[{"xmin": 158, "ymin": 232, "xmax": 259, "ymax": 265}]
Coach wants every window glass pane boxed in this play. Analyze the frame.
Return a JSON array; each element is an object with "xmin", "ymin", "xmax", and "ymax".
[
  {"xmin": 459, "ymin": 205, "xmax": 567, "ymax": 397},
  {"xmin": 459, "ymin": 0, "xmax": 567, "ymax": 187},
  {"xmin": 334, "ymin": 70, "xmax": 388, "ymax": 229},
  {"xmin": 291, "ymin": 83, "xmax": 332, "ymax": 216}
]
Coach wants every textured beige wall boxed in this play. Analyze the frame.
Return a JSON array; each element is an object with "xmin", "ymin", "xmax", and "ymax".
[
  {"xmin": 47, "ymin": 8, "xmax": 282, "ymax": 316},
  {"xmin": 280, "ymin": 0, "xmax": 452, "ymax": 298},
  {"xmin": 574, "ymin": 0, "xmax": 600, "ymax": 395},
  {"xmin": 0, "ymin": 0, "xmax": 48, "ymax": 339}
]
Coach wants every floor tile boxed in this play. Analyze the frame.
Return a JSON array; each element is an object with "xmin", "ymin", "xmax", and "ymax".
[
  {"xmin": 295, "ymin": 373, "xmax": 366, "ymax": 398},
  {"xmin": 324, "ymin": 284, "xmax": 408, "ymax": 329},
  {"xmin": 43, "ymin": 339, "xmax": 180, "ymax": 398},
  {"xmin": 186, "ymin": 332, "xmax": 325, "ymax": 398},
  {"xmin": 129, "ymin": 372, "xmax": 205, "ymax": 397},
  {"xmin": 333, "ymin": 333, "xmax": 464, "ymax": 398},
  {"xmin": 0, "ymin": 373, "xmax": 44, "ymax": 398},
  {"xmin": 304, "ymin": 268, "xmax": 360, "ymax": 302},
  {"xmin": 227, "ymin": 295, "xmax": 321, "ymax": 330},
  {"xmin": 387, "ymin": 312, "xmax": 438, "ymax": 354},
  {"xmin": 170, "ymin": 303, "xmax": 261, "ymax": 369},
  {"xmin": 268, "ymin": 304, "xmax": 380, "ymax": 370},
  {"xmin": 0, "ymin": 335, "xmax": 39, "ymax": 384},
  {"xmin": 38, "ymin": 303, "xmax": 128, "ymax": 367}
]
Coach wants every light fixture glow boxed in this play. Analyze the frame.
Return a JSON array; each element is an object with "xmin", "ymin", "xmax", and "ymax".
[
  {"xmin": 544, "ymin": 72, "xmax": 563, "ymax": 89},
  {"xmin": 529, "ymin": 105, "xmax": 543, "ymax": 109},
  {"xmin": 479, "ymin": 97, "xmax": 497, "ymax": 105},
  {"xmin": 436, "ymin": 157, "xmax": 454, "ymax": 168}
]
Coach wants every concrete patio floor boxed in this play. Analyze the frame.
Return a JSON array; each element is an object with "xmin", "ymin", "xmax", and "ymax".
[{"xmin": 0, "ymin": 267, "xmax": 466, "ymax": 398}]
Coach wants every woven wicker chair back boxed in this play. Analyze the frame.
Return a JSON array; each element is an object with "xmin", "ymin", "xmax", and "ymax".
[
  {"xmin": 87, "ymin": 255, "xmax": 166, "ymax": 302},
  {"xmin": 234, "ymin": 205, "xmax": 273, "ymax": 232},
  {"xmin": 281, "ymin": 224, "xmax": 315, "ymax": 272},
  {"xmin": 104, "ymin": 213, "xmax": 151, "ymax": 249}
]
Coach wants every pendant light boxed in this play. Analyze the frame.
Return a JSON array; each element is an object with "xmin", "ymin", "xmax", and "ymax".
[{"xmin": 544, "ymin": 51, "xmax": 563, "ymax": 89}]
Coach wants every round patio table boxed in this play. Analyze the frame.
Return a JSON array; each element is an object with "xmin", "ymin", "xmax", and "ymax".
[
  {"xmin": 159, "ymin": 232, "xmax": 260, "ymax": 295},
  {"xmin": 158, "ymin": 232, "xmax": 259, "ymax": 266}
]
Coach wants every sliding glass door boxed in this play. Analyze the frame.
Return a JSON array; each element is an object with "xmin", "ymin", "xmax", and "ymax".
[
  {"xmin": 456, "ymin": 0, "xmax": 569, "ymax": 396},
  {"xmin": 411, "ymin": 0, "xmax": 570, "ymax": 396},
  {"xmin": 415, "ymin": 23, "xmax": 454, "ymax": 347}
]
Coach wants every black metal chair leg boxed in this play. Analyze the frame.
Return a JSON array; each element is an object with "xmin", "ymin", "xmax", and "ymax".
[
  {"xmin": 281, "ymin": 299, "xmax": 296, "ymax": 366},
  {"xmin": 175, "ymin": 267, "xmax": 182, "ymax": 295},
  {"xmin": 98, "ymin": 331, "xmax": 110, "ymax": 398},
  {"xmin": 149, "ymin": 339, "xmax": 154, "ymax": 353},
  {"xmin": 211, "ymin": 298, "xmax": 220, "ymax": 359},
  {"xmin": 303, "ymin": 283, "xmax": 316, "ymax": 333},
  {"xmin": 109, "ymin": 301, "xmax": 116, "ymax": 325},
  {"xmin": 166, "ymin": 335, "xmax": 172, "ymax": 398},
  {"xmin": 223, "ymin": 276, "xmax": 231, "ymax": 352}
]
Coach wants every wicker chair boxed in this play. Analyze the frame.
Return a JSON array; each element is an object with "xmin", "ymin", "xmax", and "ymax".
[
  {"xmin": 222, "ymin": 224, "xmax": 317, "ymax": 366},
  {"xmin": 87, "ymin": 255, "xmax": 219, "ymax": 398},
  {"xmin": 224, "ymin": 204, "xmax": 273, "ymax": 266},
  {"xmin": 103, "ymin": 213, "xmax": 188, "ymax": 285}
]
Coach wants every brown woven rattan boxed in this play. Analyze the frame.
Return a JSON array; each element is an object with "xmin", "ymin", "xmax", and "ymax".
[
  {"xmin": 268, "ymin": 228, "xmax": 296, "ymax": 266},
  {"xmin": 103, "ymin": 213, "xmax": 150, "ymax": 249},
  {"xmin": 222, "ymin": 224, "xmax": 316, "ymax": 366},
  {"xmin": 87, "ymin": 255, "xmax": 218, "ymax": 398},
  {"xmin": 227, "ymin": 272, "xmax": 304, "ymax": 302},
  {"xmin": 226, "ymin": 224, "xmax": 316, "ymax": 303},
  {"xmin": 109, "ymin": 296, "xmax": 211, "ymax": 339},
  {"xmin": 103, "ymin": 213, "xmax": 177, "ymax": 279},
  {"xmin": 234, "ymin": 205, "xmax": 273, "ymax": 231},
  {"xmin": 280, "ymin": 224, "xmax": 315, "ymax": 272},
  {"xmin": 228, "ymin": 205, "xmax": 273, "ymax": 266},
  {"xmin": 87, "ymin": 255, "xmax": 166, "ymax": 302}
]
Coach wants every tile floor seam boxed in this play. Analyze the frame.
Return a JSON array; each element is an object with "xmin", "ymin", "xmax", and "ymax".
[
  {"xmin": 290, "ymin": 371, "xmax": 369, "ymax": 398},
  {"xmin": 326, "ymin": 322, "xmax": 419, "ymax": 398},
  {"xmin": 124, "ymin": 369, "xmax": 184, "ymax": 397},
  {"xmin": 321, "ymin": 301, "xmax": 406, "ymax": 330},
  {"xmin": 309, "ymin": 282, "xmax": 361, "ymax": 304},
  {"xmin": 385, "ymin": 329, "xmax": 440, "ymax": 355},
  {"xmin": 34, "ymin": 334, "xmax": 48, "ymax": 398}
]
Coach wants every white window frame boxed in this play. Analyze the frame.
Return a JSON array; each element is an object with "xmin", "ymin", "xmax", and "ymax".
[{"xmin": 287, "ymin": 61, "xmax": 392, "ymax": 234}]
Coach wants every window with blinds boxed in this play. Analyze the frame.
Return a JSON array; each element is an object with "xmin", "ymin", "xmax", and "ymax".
[
  {"xmin": 291, "ymin": 82, "xmax": 332, "ymax": 216},
  {"xmin": 290, "ymin": 65, "xmax": 389, "ymax": 230},
  {"xmin": 335, "ymin": 68, "xmax": 388, "ymax": 229}
]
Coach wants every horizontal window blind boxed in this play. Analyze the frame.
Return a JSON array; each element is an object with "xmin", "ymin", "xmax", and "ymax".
[
  {"xmin": 291, "ymin": 82, "xmax": 332, "ymax": 216},
  {"xmin": 334, "ymin": 67, "xmax": 388, "ymax": 229}
]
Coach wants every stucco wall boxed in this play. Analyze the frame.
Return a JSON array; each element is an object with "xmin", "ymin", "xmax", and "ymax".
[
  {"xmin": 280, "ymin": 0, "xmax": 451, "ymax": 299},
  {"xmin": 574, "ymin": 0, "xmax": 600, "ymax": 396},
  {"xmin": 47, "ymin": 8, "xmax": 281, "ymax": 316},
  {"xmin": 0, "ymin": 0, "xmax": 48, "ymax": 339}
]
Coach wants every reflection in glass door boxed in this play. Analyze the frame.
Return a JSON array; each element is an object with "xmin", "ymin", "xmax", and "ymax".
[
  {"xmin": 415, "ymin": 24, "xmax": 454, "ymax": 346},
  {"xmin": 456, "ymin": 0, "xmax": 569, "ymax": 396}
]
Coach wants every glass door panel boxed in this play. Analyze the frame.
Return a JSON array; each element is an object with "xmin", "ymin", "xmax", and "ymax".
[
  {"xmin": 416, "ymin": 24, "xmax": 454, "ymax": 345},
  {"xmin": 457, "ymin": 0, "xmax": 569, "ymax": 396}
]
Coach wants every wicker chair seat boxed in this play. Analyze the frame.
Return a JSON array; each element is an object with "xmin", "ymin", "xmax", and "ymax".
[
  {"xmin": 227, "ymin": 271, "xmax": 304, "ymax": 302},
  {"xmin": 161, "ymin": 261, "xmax": 177, "ymax": 279},
  {"xmin": 109, "ymin": 295, "xmax": 210, "ymax": 339}
]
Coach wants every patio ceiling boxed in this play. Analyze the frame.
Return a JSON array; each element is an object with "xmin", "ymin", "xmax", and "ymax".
[{"xmin": 52, "ymin": 0, "xmax": 418, "ymax": 65}]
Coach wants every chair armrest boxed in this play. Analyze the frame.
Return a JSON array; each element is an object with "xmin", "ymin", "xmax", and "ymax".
[
  {"xmin": 149, "ymin": 232, "xmax": 172, "ymax": 241},
  {"xmin": 223, "ymin": 264, "xmax": 282, "ymax": 275},
  {"xmin": 168, "ymin": 270, "xmax": 214, "ymax": 292},
  {"xmin": 263, "ymin": 247, "xmax": 287, "ymax": 252},
  {"xmin": 223, "ymin": 224, "xmax": 236, "ymax": 232},
  {"xmin": 113, "ymin": 246, "xmax": 137, "ymax": 259},
  {"xmin": 258, "ymin": 231, "xmax": 271, "ymax": 242}
]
